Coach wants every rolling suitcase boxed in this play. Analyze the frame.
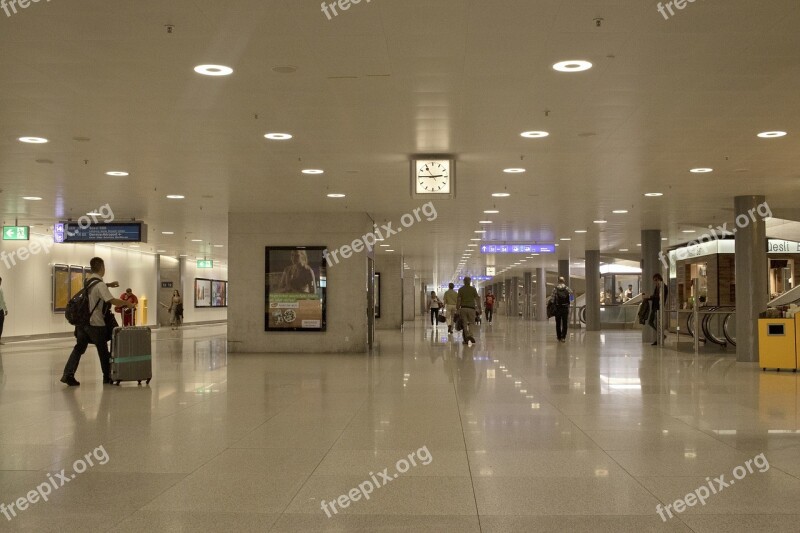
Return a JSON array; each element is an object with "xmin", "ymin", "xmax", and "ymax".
[{"xmin": 110, "ymin": 326, "xmax": 152, "ymax": 385}]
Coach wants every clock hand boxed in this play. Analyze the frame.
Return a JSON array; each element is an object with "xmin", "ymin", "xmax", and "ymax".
[{"xmin": 418, "ymin": 175, "xmax": 444, "ymax": 178}]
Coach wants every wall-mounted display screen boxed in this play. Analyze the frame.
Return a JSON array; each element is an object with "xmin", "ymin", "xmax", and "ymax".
[{"xmin": 265, "ymin": 246, "xmax": 327, "ymax": 331}]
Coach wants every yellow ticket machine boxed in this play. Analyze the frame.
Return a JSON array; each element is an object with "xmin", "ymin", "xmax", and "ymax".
[{"xmin": 758, "ymin": 317, "xmax": 797, "ymax": 371}]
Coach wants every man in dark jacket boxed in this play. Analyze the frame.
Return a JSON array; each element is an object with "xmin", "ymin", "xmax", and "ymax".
[
  {"xmin": 551, "ymin": 277, "xmax": 573, "ymax": 342},
  {"xmin": 648, "ymin": 273, "xmax": 669, "ymax": 345}
]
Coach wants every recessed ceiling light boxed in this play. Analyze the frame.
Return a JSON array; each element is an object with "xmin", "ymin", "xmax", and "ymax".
[
  {"xmin": 474, "ymin": 230, "xmax": 486, "ymax": 234},
  {"xmin": 619, "ymin": 249, "xmax": 629, "ymax": 252},
  {"xmin": 662, "ymin": 237, "xmax": 668, "ymax": 241},
  {"xmin": 492, "ymin": 193, "xmax": 510, "ymax": 197},
  {"xmin": 503, "ymin": 168, "xmax": 526, "ymax": 174},
  {"xmin": 264, "ymin": 133, "xmax": 292, "ymax": 140},
  {"xmin": 385, "ymin": 249, "xmax": 395, "ymax": 252},
  {"xmin": 757, "ymin": 131, "xmax": 787, "ymax": 138},
  {"xmin": 470, "ymin": 238, "xmax": 482, "ymax": 241},
  {"xmin": 553, "ymin": 60, "xmax": 592, "ymax": 72},
  {"xmin": 379, "ymin": 244, "xmax": 390, "ymax": 247},
  {"xmin": 166, "ymin": 195, "xmax": 184, "ymax": 199},
  {"xmin": 213, "ymin": 244, "xmax": 224, "ymax": 248},
  {"xmin": 302, "ymin": 169, "xmax": 324, "ymax": 175},
  {"xmin": 644, "ymin": 192, "xmax": 663, "ymax": 197},
  {"xmin": 87, "ymin": 211, "xmax": 101, "ymax": 216},
  {"xmin": 560, "ymin": 238, "xmax": 571, "ymax": 241},
  {"xmin": 533, "ymin": 253, "xmax": 540, "ymax": 256},
  {"xmin": 575, "ymin": 230, "xmax": 587, "ymax": 233},
  {"xmin": 637, "ymin": 243, "xmax": 642, "ymax": 247},
  {"xmin": 191, "ymin": 239, "xmax": 202, "ymax": 242},
  {"xmin": 22, "ymin": 196, "xmax": 42, "ymax": 200},
  {"xmin": 483, "ymin": 210, "xmax": 499, "ymax": 214},
  {"xmin": 327, "ymin": 193, "xmax": 346, "ymax": 198},
  {"xmin": 194, "ymin": 64, "xmax": 233, "ymax": 76},
  {"xmin": 106, "ymin": 171, "xmax": 129, "ymax": 177},
  {"xmin": 690, "ymin": 168, "xmax": 713, "ymax": 173},
  {"xmin": 18, "ymin": 136, "xmax": 48, "ymax": 144},
  {"xmin": 468, "ymin": 244, "xmax": 479, "ymax": 247},
  {"xmin": 612, "ymin": 210, "xmax": 628, "ymax": 214},
  {"xmin": 520, "ymin": 131, "xmax": 549, "ymax": 138},
  {"xmin": 162, "ymin": 231, "xmax": 174, "ymax": 235},
  {"xmin": 593, "ymin": 220, "xmax": 607, "ymax": 224},
  {"xmin": 478, "ymin": 220, "xmax": 493, "ymax": 224},
  {"xmin": 682, "ymin": 230, "xmax": 696, "ymax": 233}
]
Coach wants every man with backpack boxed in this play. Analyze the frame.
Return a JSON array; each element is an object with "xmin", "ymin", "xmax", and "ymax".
[
  {"xmin": 61, "ymin": 257, "xmax": 135, "ymax": 386},
  {"xmin": 551, "ymin": 277, "xmax": 573, "ymax": 343}
]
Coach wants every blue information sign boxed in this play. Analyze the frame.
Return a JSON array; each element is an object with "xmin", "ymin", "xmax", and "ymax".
[
  {"xmin": 479, "ymin": 244, "xmax": 555, "ymax": 254},
  {"xmin": 56, "ymin": 222, "xmax": 146, "ymax": 243},
  {"xmin": 458, "ymin": 276, "xmax": 493, "ymax": 281}
]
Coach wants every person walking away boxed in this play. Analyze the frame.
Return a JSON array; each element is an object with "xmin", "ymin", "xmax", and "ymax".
[
  {"xmin": 0, "ymin": 277, "xmax": 7, "ymax": 344},
  {"xmin": 625, "ymin": 284, "xmax": 634, "ymax": 301},
  {"xmin": 116, "ymin": 288, "xmax": 138, "ymax": 326},
  {"xmin": 61, "ymin": 257, "xmax": 135, "ymax": 386},
  {"xmin": 443, "ymin": 283, "xmax": 458, "ymax": 334},
  {"xmin": 457, "ymin": 277, "xmax": 480, "ymax": 345},
  {"xmin": 551, "ymin": 277, "xmax": 573, "ymax": 342},
  {"xmin": 484, "ymin": 290, "xmax": 495, "ymax": 324},
  {"xmin": 648, "ymin": 273, "xmax": 669, "ymax": 345},
  {"xmin": 427, "ymin": 291, "xmax": 442, "ymax": 328}
]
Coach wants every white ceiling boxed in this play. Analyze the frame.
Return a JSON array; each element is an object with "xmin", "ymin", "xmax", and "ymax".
[{"xmin": 2, "ymin": 0, "xmax": 800, "ymax": 285}]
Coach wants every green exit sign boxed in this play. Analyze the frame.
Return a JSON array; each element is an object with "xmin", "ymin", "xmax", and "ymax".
[
  {"xmin": 197, "ymin": 260, "xmax": 213, "ymax": 268},
  {"xmin": 3, "ymin": 226, "xmax": 29, "ymax": 240}
]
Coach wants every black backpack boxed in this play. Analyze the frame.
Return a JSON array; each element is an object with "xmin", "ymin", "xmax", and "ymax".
[
  {"xmin": 555, "ymin": 287, "xmax": 570, "ymax": 306},
  {"xmin": 65, "ymin": 278, "xmax": 103, "ymax": 326}
]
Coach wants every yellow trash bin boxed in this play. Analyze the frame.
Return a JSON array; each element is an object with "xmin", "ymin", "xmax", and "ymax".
[{"xmin": 758, "ymin": 318, "xmax": 797, "ymax": 371}]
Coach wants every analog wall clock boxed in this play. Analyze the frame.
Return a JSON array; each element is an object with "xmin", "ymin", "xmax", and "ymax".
[{"xmin": 411, "ymin": 158, "xmax": 455, "ymax": 198}]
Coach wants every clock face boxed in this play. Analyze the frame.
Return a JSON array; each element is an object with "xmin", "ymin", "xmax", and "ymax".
[{"xmin": 415, "ymin": 160, "xmax": 450, "ymax": 194}]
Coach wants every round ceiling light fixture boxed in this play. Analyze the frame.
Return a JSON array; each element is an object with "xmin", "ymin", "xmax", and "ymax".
[
  {"xmin": 552, "ymin": 60, "xmax": 593, "ymax": 72},
  {"xmin": 265, "ymin": 133, "xmax": 292, "ymax": 140},
  {"xmin": 757, "ymin": 131, "xmax": 787, "ymax": 138},
  {"xmin": 18, "ymin": 136, "xmax": 48, "ymax": 144},
  {"xmin": 193, "ymin": 64, "xmax": 233, "ymax": 76},
  {"xmin": 520, "ymin": 131, "xmax": 549, "ymax": 138},
  {"xmin": 302, "ymin": 169, "xmax": 324, "ymax": 175}
]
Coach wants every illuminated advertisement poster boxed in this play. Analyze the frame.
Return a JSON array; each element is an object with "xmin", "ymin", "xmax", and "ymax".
[
  {"xmin": 53, "ymin": 265, "xmax": 70, "ymax": 312},
  {"xmin": 211, "ymin": 280, "xmax": 227, "ymax": 307},
  {"xmin": 195, "ymin": 278, "xmax": 212, "ymax": 307},
  {"xmin": 265, "ymin": 246, "xmax": 327, "ymax": 331}
]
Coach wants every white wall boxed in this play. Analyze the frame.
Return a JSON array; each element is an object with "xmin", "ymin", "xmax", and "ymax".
[
  {"xmin": 0, "ymin": 231, "xmax": 158, "ymax": 337},
  {"xmin": 182, "ymin": 259, "xmax": 228, "ymax": 324},
  {"xmin": 228, "ymin": 212, "xmax": 372, "ymax": 353}
]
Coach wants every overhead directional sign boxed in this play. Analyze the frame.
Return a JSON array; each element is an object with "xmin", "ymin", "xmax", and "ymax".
[
  {"xmin": 197, "ymin": 260, "xmax": 213, "ymax": 268},
  {"xmin": 480, "ymin": 244, "xmax": 555, "ymax": 254},
  {"xmin": 56, "ymin": 222, "xmax": 146, "ymax": 243},
  {"xmin": 2, "ymin": 226, "xmax": 29, "ymax": 240},
  {"xmin": 459, "ymin": 276, "xmax": 493, "ymax": 281}
]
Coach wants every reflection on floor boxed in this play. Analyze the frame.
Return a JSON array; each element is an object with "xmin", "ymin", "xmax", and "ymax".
[{"xmin": 0, "ymin": 320, "xmax": 799, "ymax": 532}]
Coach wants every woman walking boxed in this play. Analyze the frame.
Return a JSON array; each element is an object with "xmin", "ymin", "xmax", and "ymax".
[
  {"xmin": 428, "ymin": 291, "xmax": 442, "ymax": 328},
  {"xmin": 161, "ymin": 290, "xmax": 183, "ymax": 329}
]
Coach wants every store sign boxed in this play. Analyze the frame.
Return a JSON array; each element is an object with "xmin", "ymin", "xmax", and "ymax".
[
  {"xmin": 768, "ymin": 239, "xmax": 800, "ymax": 253},
  {"xmin": 480, "ymin": 244, "xmax": 555, "ymax": 254},
  {"xmin": 2, "ymin": 226, "xmax": 29, "ymax": 240},
  {"xmin": 197, "ymin": 260, "xmax": 213, "ymax": 268},
  {"xmin": 161, "ymin": 281, "xmax": 174, "ymax": 288},
  {"xmin": 57, "ymin": 222, "xmax": 146, "ymax": 243}
]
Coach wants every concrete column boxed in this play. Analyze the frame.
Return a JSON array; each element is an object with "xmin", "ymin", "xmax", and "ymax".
[
  {"xmin": 735, "ymin": 195, "xmax": 768, "ymax": 363},
  {"xmin": 641, "ymin": 229, "xmax": 663, "ymax": 343},
  {"xmin": 585, "ymin": 250, "xmax": 601, "ymax": 331},
  {"xmin": 375, "ymin": 255, "xmax": 403, "ymax": 330},
  {"xmin": 505, "ymin": 279, "xmax": 513, "ymax": 316},
  {"xmin": 535, "ymin": 268, "xmax": 547, "ymax": 322},
  {"xmin": 558, "ymin": 259, "xmax": 570, "ymax": 286},
  {"xmin": 403, "ymin": 272, "xmax": 416, "ymax": 321},
  {"xmin": 510, "ymin": 276, "xmax": 519, "ymax": 317},
  {"xmin": 523, "ymin": 272, "xmax": 533, "ymax": 319}
]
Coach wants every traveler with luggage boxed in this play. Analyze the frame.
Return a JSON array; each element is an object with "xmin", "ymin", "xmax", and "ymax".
[
  {"xmin": 457, "ymin": 277, "xmax": 480, "ymax": 345},
  {"xmin": 443, "ymin": 283, "xmax": 458, "ymax": 334},
  {"xmin": 551, "ymin": 277, "xmax": 573, "ymax": 343},
  {"xmin": 61, "ymin": 257, "xmax": 135, "ymax": 386}
]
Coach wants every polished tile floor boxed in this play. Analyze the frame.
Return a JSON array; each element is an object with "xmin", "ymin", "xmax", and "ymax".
[{"xmin": 0, "ymin": 319, "xmax": 799, "ymax": 532}]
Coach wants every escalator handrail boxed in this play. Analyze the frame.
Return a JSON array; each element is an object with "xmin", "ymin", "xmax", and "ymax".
[
  {"xmin": 701, "ymin": 306, "xmax": 727, "ymax": 346},
  {"xmin": 723, "ymin": 311, "xmax": 737, "ymax": 347}
]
